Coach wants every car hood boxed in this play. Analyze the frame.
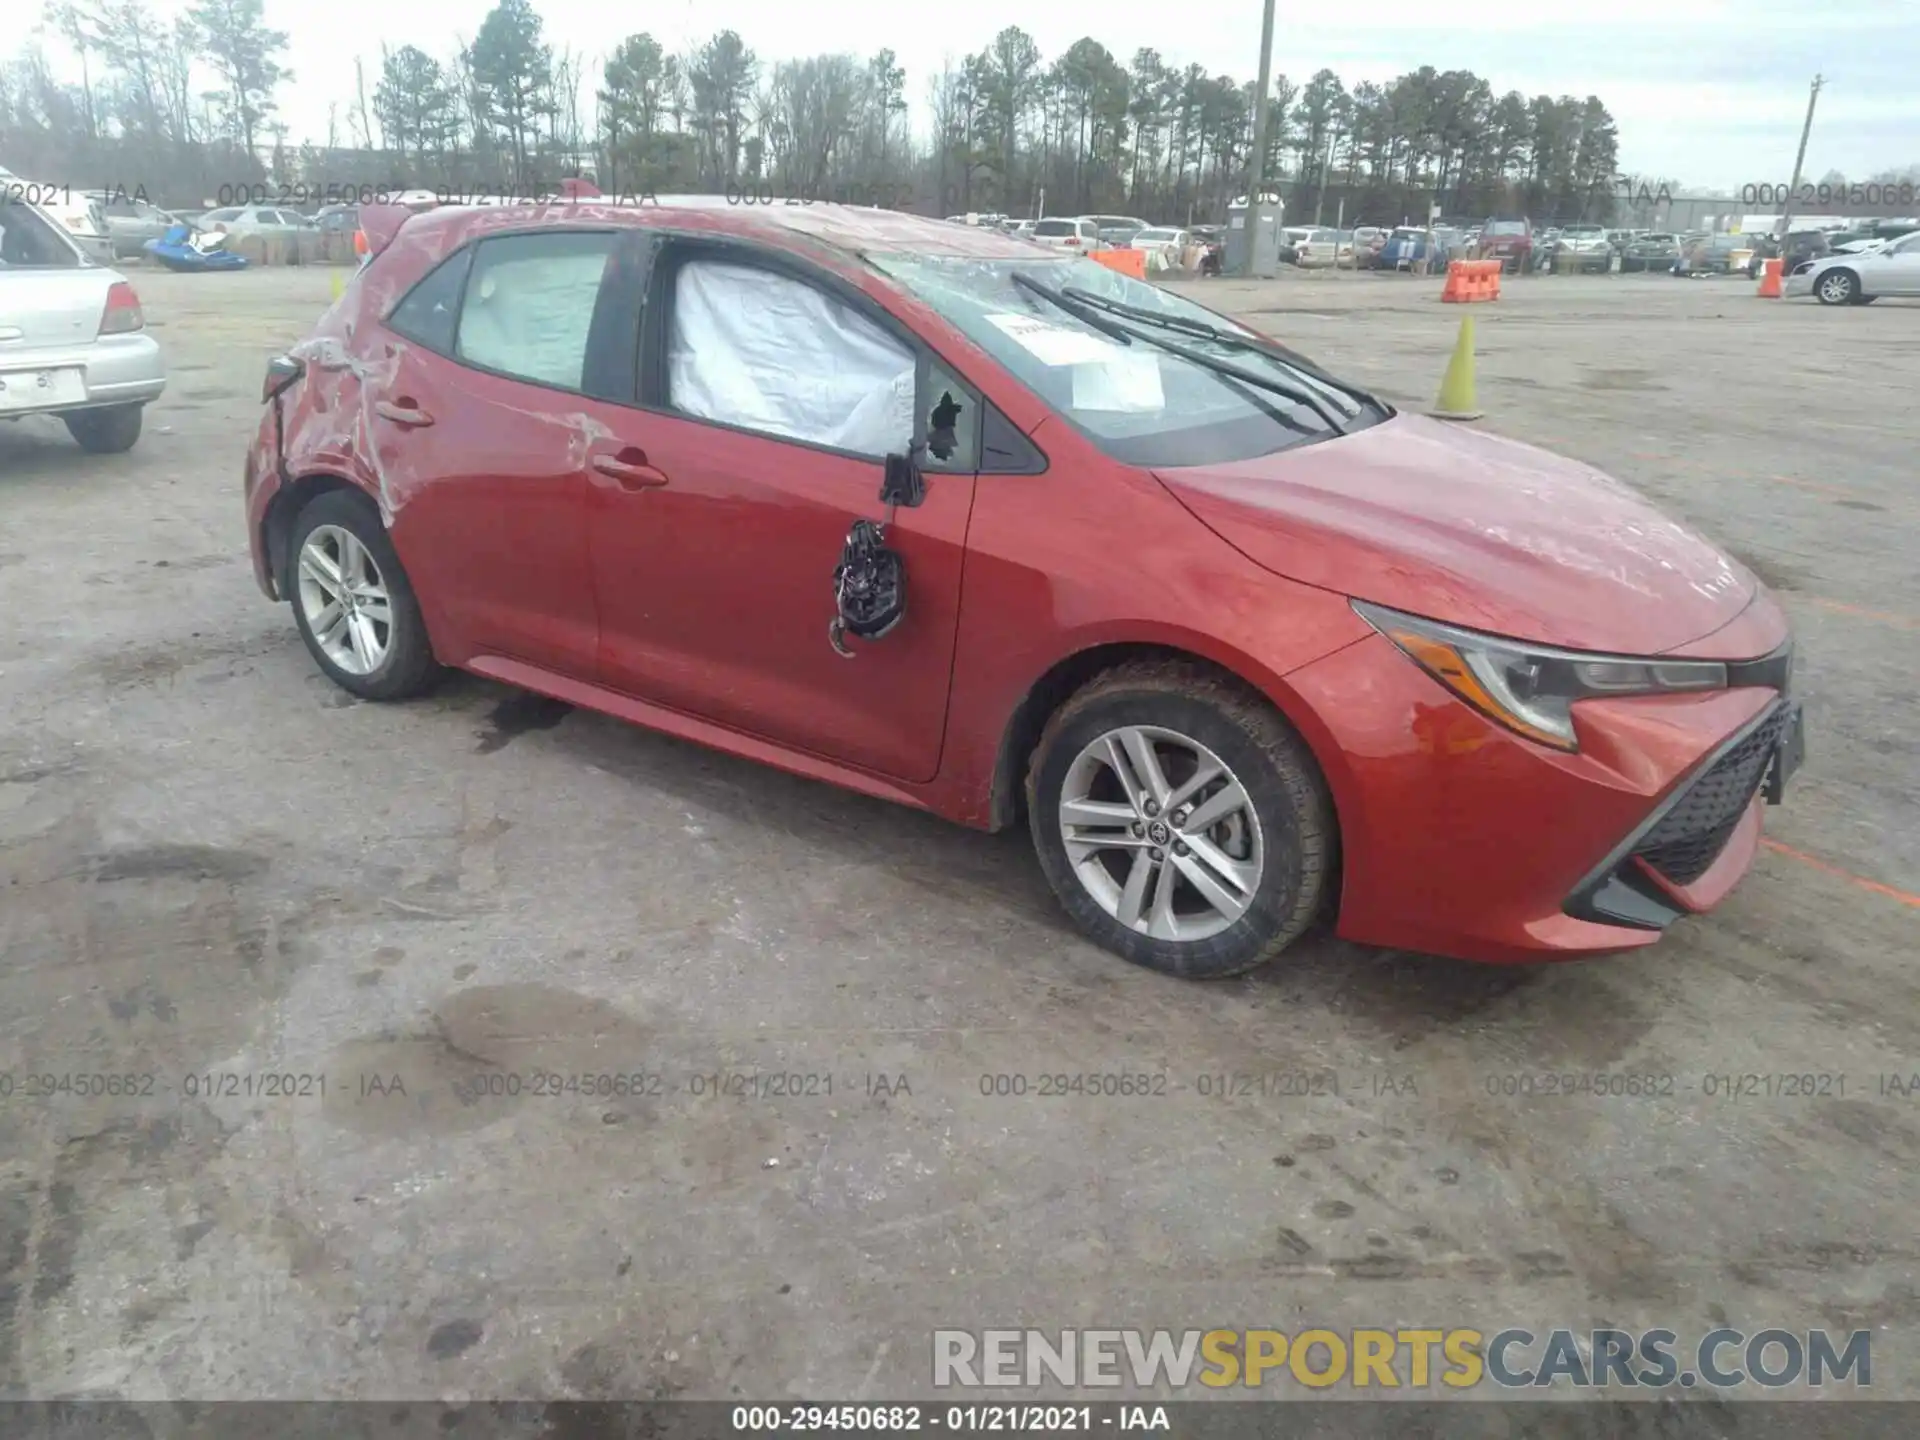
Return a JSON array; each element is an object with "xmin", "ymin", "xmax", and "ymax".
[{"xmin": 1155, "ymin": 415, "xmax": 1755, "ymax": 655}]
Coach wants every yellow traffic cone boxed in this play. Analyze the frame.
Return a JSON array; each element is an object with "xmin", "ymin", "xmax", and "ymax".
[
  {"xmin": 330, "ymin": 270, "xmax": 345, "ymax": 302},
  {"xmin": 1429, "ymin": 314, "xmax": 1482, "ymax": 421}
]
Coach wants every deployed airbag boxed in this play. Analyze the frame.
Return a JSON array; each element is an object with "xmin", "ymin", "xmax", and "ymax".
[{"xmin": 669, "ymin": 260, "xmax": 914, "ymax": 457}]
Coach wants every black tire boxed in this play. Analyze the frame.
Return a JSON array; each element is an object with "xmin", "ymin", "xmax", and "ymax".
[
  {"xmin": 286, "ymin": 488, "xmax": 441, "ymax": 701},
  {"xmin": 1026, "ymin": 660, "xmax": 1336, "ymax": 979},
  {"xmin": 63, "ymin": 404, "xmax": 142, "ymax": 454},
  {"xmin": 1814, "ymin": 268, "xmax": 1859, "ymax": 305}
]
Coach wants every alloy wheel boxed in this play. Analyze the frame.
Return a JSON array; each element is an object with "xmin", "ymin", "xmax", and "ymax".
[
  {"xmin": 1817, "ymin": 272, "xmax": 1854, "ymax": 304},
  {"xmin": 1057, "ymin": 725, "xmax": 1265, "ymax": 943},
  {"xmin": 296, "ymin": 523, "xmax": 393, "ymax": 675}
]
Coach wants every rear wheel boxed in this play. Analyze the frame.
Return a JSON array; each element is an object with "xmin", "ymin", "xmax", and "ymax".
[
  {"xmin": 63, "ymin": 404, "xmax": 142, "ymax": 454},
  {"xmin": 287, "ymin": 490, "xmax": 440, "ymax": 701},
  {"xmin": 1027, "ymin": 661, "xmax": 1335, "ymax": 979}
]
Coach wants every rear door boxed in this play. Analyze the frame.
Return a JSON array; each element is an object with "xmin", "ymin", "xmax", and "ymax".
[{"xmin": 362, "ymin": 227, "xmax": 636, "ymax": 677}]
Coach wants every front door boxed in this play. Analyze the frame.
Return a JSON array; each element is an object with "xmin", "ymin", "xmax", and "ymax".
[
  {"xmin": 1867, "ymin": 232, "xmax": 1920, "ymax": 296},
  {"xmin": 584, "ymin": 244, "xmax": 977, "ymax": 784}
]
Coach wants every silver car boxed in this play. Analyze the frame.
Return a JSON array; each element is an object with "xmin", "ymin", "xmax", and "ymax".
[
  {"xmin": 196, "ymin": 205, "xmax": 319, "ymax": 240},
  {"xmin": 1551, "ymin": 223, "xmax": 1614, "ymax": 273},
  {"xmin": 0, "ymin": 193, "xmax": 166, "ymax": 452},
  {"xmin": 1786, "ymin": 229, "xmax": 1920, "ymax": 304},
  {"xmin": 92, "ymin": 192, "xmax": 186, "ymax": 258},
  {"xmin": 1029, "ymin": 217, "xmax": 1102, "ymax": 252}
]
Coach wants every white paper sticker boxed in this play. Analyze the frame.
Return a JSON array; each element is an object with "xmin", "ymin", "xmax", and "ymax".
[{"xmin": 985, "ymin": 312, "xmax": 1124, "ymax": 367}]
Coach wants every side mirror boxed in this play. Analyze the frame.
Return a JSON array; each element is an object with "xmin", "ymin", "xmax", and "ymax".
[{"xmin": 880, "ymin": 450, "xmax": 925, "ymax": 509}]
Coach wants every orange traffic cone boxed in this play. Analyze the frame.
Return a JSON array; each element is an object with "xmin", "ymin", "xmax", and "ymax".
[{"xmin": 1757, "ymin": 257, "xmax": 1783, "ymax": 298}]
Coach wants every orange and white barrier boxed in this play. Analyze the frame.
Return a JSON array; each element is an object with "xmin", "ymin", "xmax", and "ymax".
[
  {"xmin": 1440, "ymin": 259, "xmax": 1501, "ymax": 303},
  {"xmin": 1089, "ymin": 247, "xmax": 1147, "ymax": 280}
]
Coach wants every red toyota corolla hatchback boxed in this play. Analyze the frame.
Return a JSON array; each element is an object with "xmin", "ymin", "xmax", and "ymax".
[{"xmin": 244, "ymin": 198, "xmax": 1804, "ymax": 978}]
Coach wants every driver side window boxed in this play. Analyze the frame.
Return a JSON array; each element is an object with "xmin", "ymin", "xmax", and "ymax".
[{"xmin": 666, "ymin": 258, "xmax": 915, "ymax": 459}]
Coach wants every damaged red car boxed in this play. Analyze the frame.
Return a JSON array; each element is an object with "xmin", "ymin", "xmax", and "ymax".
[{"xmin": 244, "ymin": 198, "xmax": 1804, "ymax": 977}]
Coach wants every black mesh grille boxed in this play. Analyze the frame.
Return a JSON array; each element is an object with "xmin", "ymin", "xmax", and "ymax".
[{"xmin": 1634, "ymin": 707, "xmax": 1787, "ymax": 885}]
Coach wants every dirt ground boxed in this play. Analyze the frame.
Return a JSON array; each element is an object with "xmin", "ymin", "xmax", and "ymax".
[{"xmin": 0, "ymin": 262, "xmax": 1916, "ymax": 1407}]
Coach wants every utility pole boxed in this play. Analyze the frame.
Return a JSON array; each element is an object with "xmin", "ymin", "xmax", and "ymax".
[
  {"xmin": 1310, "ymin": 129, "xmax": 1335, "ymax": 229},
  {"xmin": 1775, "ymin": 74, "xmax": 1823, "ymax": 244},
  {"xmin": 1240, "ymin": 0, "xmax": 1277, "ymax": 276}
]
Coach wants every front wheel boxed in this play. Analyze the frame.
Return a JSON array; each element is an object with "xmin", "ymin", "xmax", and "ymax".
[
  {"xmin": 287, "ymin": 489, "xmax": 441, "ymax": 701},
  {"xmin": 1027, "ymin": 662, "xmax": 1336, "ymax": 979},
  {"xmin": 64, "ymin": 404, "xmax": 142, "ymax": 453},
  {"xmin": 1815, "ymin": 269, "xmax": 1859, "ymax": 305}
]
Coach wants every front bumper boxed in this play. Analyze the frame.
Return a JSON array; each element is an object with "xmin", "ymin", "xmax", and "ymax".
[
  {"xmin": 1783, "ymin": 271, "xmax": 1817, "ymax": 298},
  {"xmin": 1287, "ymin": 631, "xmax": 1794, "ymax": 964},
  {"xmin": 1566, "ymin": 697, "xmax": 1800, "ymax": 931}
]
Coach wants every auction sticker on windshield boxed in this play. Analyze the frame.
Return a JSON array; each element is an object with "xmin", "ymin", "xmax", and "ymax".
[{"xmin": 984, "ymin": 312, "xmax": 1117, "ymax": 367}]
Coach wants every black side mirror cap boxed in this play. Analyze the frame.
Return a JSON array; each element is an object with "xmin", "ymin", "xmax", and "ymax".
[
  {"xmin": 881, "ymin": 452, "xmax": 925, "ymax": 508},
  {"xmin": 263, "ymin": 354, "xmax": 305, "ymax": 403}
]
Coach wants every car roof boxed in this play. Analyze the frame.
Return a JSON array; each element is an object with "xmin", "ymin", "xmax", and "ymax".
[{"xmin": 399, "ymin": 196, "xmax": 1051, "ymax": 262}]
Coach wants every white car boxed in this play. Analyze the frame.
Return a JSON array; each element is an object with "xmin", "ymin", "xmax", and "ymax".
[
  {"xmin": 0, "ymin": 172, "xmax": 114, "ymax": 263},
  {"xmin": 1785, "ymin": 229, "xmax": 1920, "ymax": 304},
  {"xmin": 1292, "ymin": 227, "xmax": 1353, "ymax": 268},
  {"xmin": 1127, "ymin": 226, "xmax": 1192, "ymax": 274},
  {"xmin": 1029, "ymin": 217, "xmax": 1102, "ymax": 252},
  {"xmin": 195, "ymin": 204, "xmax": 319, "ymax": 239},
  {"xmin": 1130, "ymin": 226, "xmax": 1190, "ymax": 251},
  {"xmin": 0, "ymin": 191, "xmax": 166, "ymax": 452}
]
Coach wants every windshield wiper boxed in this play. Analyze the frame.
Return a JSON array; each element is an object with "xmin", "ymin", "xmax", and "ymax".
[
  {"xmin": 1023, "ymin": 281, "xmax": 1352, "ymax": 434},
  {"xmin": 1009, "ymin": 270, "xmax": 1139, "ymax": 347},
  {"xmin": 1055, "ymin": 285, "xmax": 1388, "ymax": 416}
]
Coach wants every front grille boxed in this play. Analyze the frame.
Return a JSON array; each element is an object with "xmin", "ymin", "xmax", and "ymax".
[{"xmin": 1634, "ymin": 706, "xmax": 1787, "ymax": 885}]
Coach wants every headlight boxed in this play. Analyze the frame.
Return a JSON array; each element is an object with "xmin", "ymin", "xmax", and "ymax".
[{"xmin": 1352, "ymin": 601, "xmax": 1728, "ymax": 752}]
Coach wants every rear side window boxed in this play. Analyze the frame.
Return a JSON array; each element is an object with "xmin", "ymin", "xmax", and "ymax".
[
  {"xmin": 454, "ymin": 231, "xmax": 618, "ymax": 391},
  {"xmin": 0, "ymin": 199, "xmax": 81, "ymax": 267},
  {"xmin": 1034, "ymin": 221, "xmax": 1075, "ymax": 237},
  {"xmin": 387, "ymin": 246, "xmax": 474, "ymax": 353}
]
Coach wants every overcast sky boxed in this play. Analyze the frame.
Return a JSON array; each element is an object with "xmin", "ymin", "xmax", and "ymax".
[{"xmin": 44, "ymin": 0, "xmax": 1920, "ymax": 191}]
